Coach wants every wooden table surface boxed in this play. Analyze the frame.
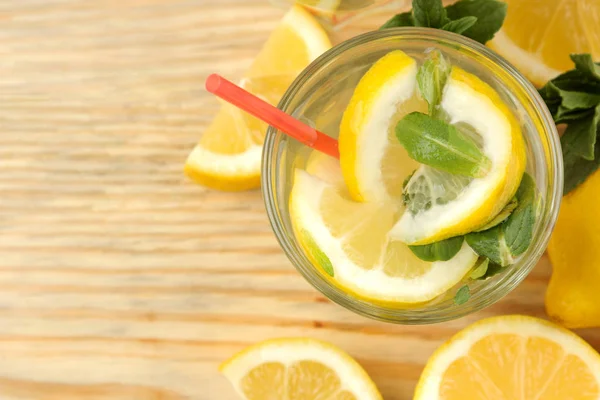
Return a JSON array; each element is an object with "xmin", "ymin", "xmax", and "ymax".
[{"xmin": 1, "ymin": 1, "xmax": 598, "ymax": 399}]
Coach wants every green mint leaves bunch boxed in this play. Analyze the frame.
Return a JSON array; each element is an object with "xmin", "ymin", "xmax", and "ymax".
[
  {"xmin": 539, "ymin": 54, "xmax": 600, "ymax": 195},
  {"xmin": 380, "ymin": 0, "xmax": 507, "ymax": 45}
]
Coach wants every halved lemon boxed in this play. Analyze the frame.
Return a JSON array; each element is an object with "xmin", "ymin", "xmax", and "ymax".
[
  {"xmin": 220, "ymin": 337, "xmax": 382, "ymax": 400},
  {"xmin": 185, "ymin": 6, "xmax": 331, "ymax": 191},
  {"xmin": 339, "ymin": 50, "xmax": 425, "ymax": 203},
  {"xmin": 390, "ymin": 68, "xmax": 526, "ymax": 245},
  {"xmin": 289, "ymin": 153, "xmax": 478, "ymax": 304},
  {"xmin": 414, "ymin": 315, "xmax": 600, "ymax": 399},
  {"xmin": 489, "ymin": 0, "xmax": 600, "ymax": 87}
]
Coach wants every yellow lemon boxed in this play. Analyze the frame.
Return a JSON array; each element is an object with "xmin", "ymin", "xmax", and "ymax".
[
  {"xmin": 185, "ymin": 6, "xmax": 331, "ymax": 191},
  {"xmin": 547, "ymin": 169, "xmax": 600, "ymax": 328},
  {"xmin": 391, "ymin": 68, "xmax": 526, "ymax": 245},
  {"xmin": 489, "ymin": 0, "xmax": 600, "ymax": 87},
  {"xmin": 220, "ymin": 337, "xmax": 382, "ymax": 400},
  {"xmin": 289, "ymin": 152, "xmax": 478, "ymax": 304},
  {"xmin": 414, "ymin": 315, "xmax": 600, "ymax": 399},
  {"xmin": 339, "ymin": 50, "xmax": 424, "ymax": 203}
]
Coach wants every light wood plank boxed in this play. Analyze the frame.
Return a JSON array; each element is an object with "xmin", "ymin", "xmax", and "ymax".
[{"xmin": 0, "ymin": 1, "xmax": 596, "ymax": 399}]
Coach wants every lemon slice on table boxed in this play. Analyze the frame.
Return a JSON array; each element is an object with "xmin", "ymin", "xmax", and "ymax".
[
  {"xmin": 289, "ymin": 153, "xmax": 478, "ymax": 304},
  {"xmin": 489, "ymin": 0, "xmax": 600, "ymax": 87},
  {"xmin": 220, "ymin": 337, "xmax": 382, "ymax": 400},
  {"xmin": 391, "ymin": 68, "xmax": 526, "ymax": 245},
  {"xmin": 414, "ymin": 315, "xmax": 600, "ymax": 399},
  {"xmin": 185, "ymin": 5, "xmax": 331, "ymax": 191},
  {"xmin": 339, "ymin": 50, "xmax": 426, "ymax": 203}
]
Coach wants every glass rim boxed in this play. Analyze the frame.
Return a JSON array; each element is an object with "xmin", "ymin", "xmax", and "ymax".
[{"xmin": 261, "ymin": 28, "xmax": 563, "ymax": 324}]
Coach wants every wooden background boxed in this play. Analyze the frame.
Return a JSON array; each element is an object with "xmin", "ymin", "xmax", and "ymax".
[{"xmin": 0, "ymin": 1, "xmax": 598, "ymax": 399}]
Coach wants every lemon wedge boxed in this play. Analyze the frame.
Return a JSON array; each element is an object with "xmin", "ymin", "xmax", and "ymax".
[
  {"xmin": 185, "ymin": 6, "xmax": 331, "ymax": 191},
  {"xmin": 339, "ymin": 50, "xmax": 425, "ymax": 203},
  {"xmin": 220, "ymin": 337, "xmax": 382, "ymax": 400},
  {"xmin": 489, "ymin": 0, "xmax": 600, "ymax": 87},
  {"xmin": 391, "ymin": 68, "xmax": 526, "ymax": 245},
  {"xmin": 414, "ymin": 315, "xmax": 600, "ymax": 399},
  {"xmin": 289, "ymin": 152, "xmax": 478, "ymax": 304}
]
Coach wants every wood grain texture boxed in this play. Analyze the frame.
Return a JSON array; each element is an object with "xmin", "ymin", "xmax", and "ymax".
[{"xmin": 0, "ymin": 1, "xmax": 598, "ymax": 399}]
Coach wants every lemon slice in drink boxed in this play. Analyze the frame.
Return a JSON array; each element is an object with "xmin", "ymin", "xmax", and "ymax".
[
  {"xmin": 220, "ymin": 337, "xmax": 382, "ymax": 400},
  {"xmin": 185, "ymin": 6, "xmax": 331, "ymax": 191},
  {"xmin": 289, "ymin": 153, "xmax": 478, "ymax": 304},
  {"xmin": 391, "ymin": 68, "xmax": 526, "ymax": 245},
  {"xmin": 339, "ymin": 50, "xmax": 425, "ymax": 203}
]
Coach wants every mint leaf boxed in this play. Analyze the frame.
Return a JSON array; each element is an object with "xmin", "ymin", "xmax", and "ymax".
[
  {"xmin": 380, "ymin": 11, "xmax": 413, "ymax": 29},
  {"xmin": 541, "ymin": 69, "xmax": 600, "ymax": 97},
  {"xmin": 417, "ymin": 50, "xmax": 451, "ymax": 115},
  {"xmin": 559, "ymin": 91, "xmax": 600, "ymax": 110},
  {"xmin": 503, "ymin": 173, "xmax": 537, "ymax": 257},
  {"xmin": 396, "ymin": 112, "xmax": 491, "ymax": 178},
  {"xmin": 445, "ymin": 0, "xmax": 507, "ymax": 44},
  {"xmin": 474, "ymin": 197, "xmax": 518, "ymax": 232},
  {"xmin": 560, "ymin": 104, "xmax": 600, "ymax": 161},
  {"xmin": 554, "ymin": 107, "xmax": 594, "ymax": 124},
  {"xmin": 413, "ymin": 0, "xmax": 449, "ymax": 28},
  {"xmin": 465, "ymin": 225, "xmax": 514, "ymax": 266},
  {"xmin": 409, "ymin": 235, "xmax": 464, "ymax": 261},
  {"xmin": 454, "ymin": 285, "xmax": 470, "ymax": 305},
  {"xmin": 302, "ymin": 231, "xmax": 334, "ymax": 277},
  {"xmin": 469, "ymin": 257, "xmax": 489, "ymax": 279},
  {"xmin": 441, "ymin": 16, "xmax": 478, "ymax": 35},
  {"xmin": 570, "ymin": 54, "xmax": 600, "ymax": 81},
  {"xmin": 563, "ymin": 132, "xmax": 600, "ymax": 194}
]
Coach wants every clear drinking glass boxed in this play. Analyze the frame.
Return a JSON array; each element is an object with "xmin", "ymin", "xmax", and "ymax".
[{"xmin": 262, "ymin": 29, "xmax": 563, "ymax": 324}]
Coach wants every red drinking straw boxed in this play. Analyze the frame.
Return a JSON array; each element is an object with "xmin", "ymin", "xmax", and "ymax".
[{"xmin": 205, "ymin": 74, "xmax": 340, "ymax": 159}]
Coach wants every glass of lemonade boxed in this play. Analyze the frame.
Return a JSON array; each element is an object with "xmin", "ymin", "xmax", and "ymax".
[{"xmin": 262, "ymin": 28, "xmax": 562, "ymax": 324}]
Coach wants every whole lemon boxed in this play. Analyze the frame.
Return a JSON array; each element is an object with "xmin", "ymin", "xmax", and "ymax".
[{"xmin": 547, "ymin": 169, "xmax": 600, "ymax": 328}]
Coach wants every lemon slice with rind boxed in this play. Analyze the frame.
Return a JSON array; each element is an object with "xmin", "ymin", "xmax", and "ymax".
[
  {"xmin": 185, "ymin": 6, "xmax": 331, "ymax": 191},
  {"xmin": 391, "ymin": 68, "xmax": 526, "ymax": 245},
  {"xmin": 414, "ymin": 315, "xmax": 600, "ymax": 399},
  {"xmin": 289, "ymin": 154, "xmax": 478, "ymax": 304},
  {"xmin": 220, "ymin": 337, "xmax": 382, "ymax": 400},
  {"xmin": 339, "ymin": 50, "xmax": 425, "ymax": 203},
  {"xmin": 488, "ymin": 0, "xmax": 600, "ymax": 87}
]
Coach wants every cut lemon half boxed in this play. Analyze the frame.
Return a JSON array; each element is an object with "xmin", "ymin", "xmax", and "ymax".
[
  {"xmin": 414, "ymin": 315, "xmax": 600, "ymax": 399},
  {"xmin": 220, "ymin": 337, "xmax": 382, "ymax": 400},
  {"xmin": 339, "ymin": 50, "xmax": 425, "ymax": 203},
  {"xmin": 489, "ymin": 0, "xmax": 600, "ymax": 87},
  {"xmin": 391, "ymin": 68, "xmax": 526, "ymax": 245},
  {"xmin": 289, "ymin": 153, "xmax": 478, "ymax": 304},
  {"xmin": 185, "ymin": 6, "xmax": 331, "ymax": 191}
]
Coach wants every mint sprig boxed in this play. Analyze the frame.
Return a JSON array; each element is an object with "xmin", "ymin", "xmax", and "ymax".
[
  {"xmin": 381, "ymin": 0, "xmax": 507, "ymax": 45},
  {"xmin": 539, "ymin": 54, "xmax": 600, "ymax": 194}
]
